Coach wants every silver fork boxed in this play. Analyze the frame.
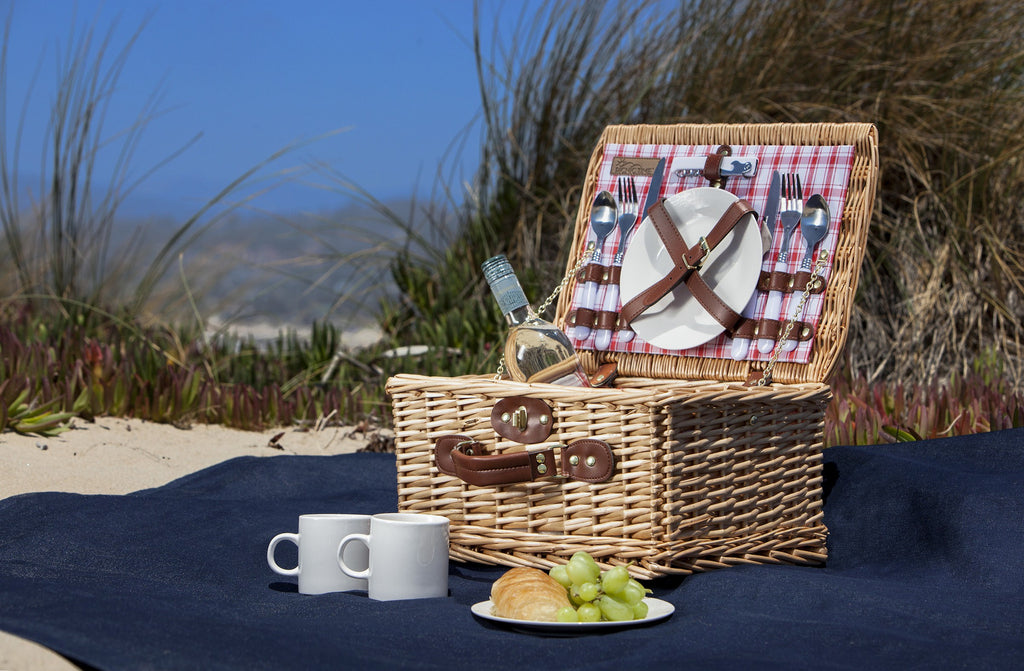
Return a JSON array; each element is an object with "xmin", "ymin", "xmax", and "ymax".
[
  {"xmin": 757, "ymin": 173, "xmax": 802, "ymax": 354},
  {"xmin": 595, "ymin": 178, "xmax": 638, "ymax": 350},
  {"xmin": 613, "ymin": 177, "xmax": 639, "ymax": 263}
]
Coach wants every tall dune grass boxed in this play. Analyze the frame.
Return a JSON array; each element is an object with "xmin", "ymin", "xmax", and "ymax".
[
  {"xmin": 0, "ymin": 9, "xmax": 322, "ymax": 328},
  {"xmin": 2, "ymin": 0, "xmax": 1023, "ymax": 445},
  {"xmin": 382, "ymin": 0, "xmax": 1024, "ymax": 393}
]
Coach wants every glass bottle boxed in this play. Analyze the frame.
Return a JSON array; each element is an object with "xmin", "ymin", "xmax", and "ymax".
[{"xmin": 482, "ymin": 254, "xmax": 590, "ymax": 387}]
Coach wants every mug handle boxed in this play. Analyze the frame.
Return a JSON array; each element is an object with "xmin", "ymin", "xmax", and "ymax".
[
  {"xmin": 338, "ymin": 533, "xmax": 371, "ymax": 579},
  {"xmin": 266, "ymin": 532, "xmax": 300, "ymax": 576}
]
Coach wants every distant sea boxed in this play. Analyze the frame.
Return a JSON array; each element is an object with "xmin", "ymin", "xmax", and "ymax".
[{"xmin": 111, "ymin": 197, "xmax": 457, "ymax": 348}]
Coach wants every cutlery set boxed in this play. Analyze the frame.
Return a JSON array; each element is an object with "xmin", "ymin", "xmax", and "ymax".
[
  {"xmin": 574, "ymin": 160, "xmax": 832, "ymax": 360},
  {"xmin": 753, "ymin": 172, "xmax": 832, "ymax": 356},
  {"xmin": 573, "ymin": 158, "xmax": 664, "ymax": 349}
]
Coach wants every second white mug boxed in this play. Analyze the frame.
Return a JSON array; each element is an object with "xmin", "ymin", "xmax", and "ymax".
[{"xmin": 338, "ymin": 513, "xmax": 449, "ymax": 601}]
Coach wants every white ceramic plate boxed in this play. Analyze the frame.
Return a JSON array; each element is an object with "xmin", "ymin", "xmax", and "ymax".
[
  {"xmin": 619, "ymin": 187, "xmax": 762, "ymax": 350},
  {"xmin": 471, "ymin": 597, "xmax": 674, "ymax": 633}
]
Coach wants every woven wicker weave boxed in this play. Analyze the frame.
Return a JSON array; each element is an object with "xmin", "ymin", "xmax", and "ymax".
[
  {"xmin": 386, "ymin": 123, "xmax": 877, "ymax": 579},
  {"xmin": 564, "ymin": 122, "xmax": 878, "ymax": 384}
]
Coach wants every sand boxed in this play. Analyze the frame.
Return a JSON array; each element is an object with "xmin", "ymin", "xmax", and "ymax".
[{"xmin": 0, "ymin": 416, "xmax": 385, "ymax": 670}]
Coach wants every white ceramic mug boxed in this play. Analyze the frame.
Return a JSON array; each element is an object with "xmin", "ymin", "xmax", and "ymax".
[
  {"xmin": 267, "ymin": 514, "xmax": 370, "ymax": 594},
  {"xmin": 338, "ymin": 513, "xmax": 450, "ymax": 601}
]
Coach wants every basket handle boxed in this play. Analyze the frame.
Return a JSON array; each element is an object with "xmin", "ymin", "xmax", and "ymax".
[{"xmin": 434, "ymin": 436, "xmax": 614, "ymax": 486}]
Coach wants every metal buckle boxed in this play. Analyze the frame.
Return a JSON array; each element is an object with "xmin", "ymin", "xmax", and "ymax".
[{"xmin": 683, "ymin": 236, "xmax": 711, "ymax": 271}]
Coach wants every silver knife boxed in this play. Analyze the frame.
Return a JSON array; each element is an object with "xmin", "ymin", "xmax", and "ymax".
[
  {"xmin": 640, "ymin": 157, "xmax": 666, "ymax": 221},
  {"xmin": 759, "ymin": 170, "xmax": 782, "ymax": 255},
  {"xmin": 731, "ymin": 169, "xmax": 781, "ymax": 360}
]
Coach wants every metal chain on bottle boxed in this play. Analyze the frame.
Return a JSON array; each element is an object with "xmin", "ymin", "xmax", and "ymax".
[
  {"xmin": 494, "ymin": 253, "xmax": 590, "ymax": 381},
  {"xmin": 758, "ymin": 249, "xmax": 830, "ymax": 386}
]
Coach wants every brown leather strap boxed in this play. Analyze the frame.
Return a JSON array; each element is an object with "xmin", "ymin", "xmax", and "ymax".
[
  {"xmin": 571, "ymin": 307, "xmax": 596, "ymax": 329},
  {"xmin": 594, "ymin": 310, "xmax": 619, "ymax": 331},
  {"xmin": 619, "ymin": 198, "xmax": 755, "ymax": 328},
  {"xmin": 702, "ymin": 145, "xmax": 732, "ymax": 188},
  {"xmin": 438, "ymin": 439, "xmax": 615, "ymax": 486},
  {"xmin": 451, "ymin": 445, "xmax": 556, "ymax": 487},
  {"xmin": 434, "ymin": 434, "xmax": 477, "ymax": 477},
  {"xmin": 753, "ymin": 317, "xmax": 815, "ymax": 342},
  {"xmin": 703, "ymin": 153, "xmax": 724, "ymax": 185},
  {"xmin": 745, "ymin": 369, "xmax": 772, "ymax": 386},
  {"xmin": 580, "ymin": 264, "xmax": 624, "ymax": 285},
  {"xmin": 684, "ymin": 271, "xmax": 742, "ymax": 335},
  {"xmin": 589, "ymin": 362, "xmax": 618, "ymax": 387},
  {"xmin": 762, "ymin": 270, "xmax": 827, "ymax": 294},
  {"xmin": 732, "ymin": 317, "xmax": 814, "ymax": 341}
]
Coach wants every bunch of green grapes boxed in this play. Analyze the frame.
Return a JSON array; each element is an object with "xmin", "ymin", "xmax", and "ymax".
[{"xmin": 548, "ymin": 551, "xmax": 651, "ymax": 623}]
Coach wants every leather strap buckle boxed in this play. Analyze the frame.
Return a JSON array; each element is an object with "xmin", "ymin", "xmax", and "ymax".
[{"xmin": 683, "ymin": 236, "xmax": 711, "ymax": 271}]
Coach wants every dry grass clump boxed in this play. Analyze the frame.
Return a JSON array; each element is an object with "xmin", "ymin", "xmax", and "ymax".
[{"xmin": 388, "ymin": 0, "xmax": 1024, "ymax": 394}]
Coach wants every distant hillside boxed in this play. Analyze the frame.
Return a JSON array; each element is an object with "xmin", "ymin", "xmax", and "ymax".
[{"xmin": 114, "ymin": 197, "xmax": 458, "ymax": 343}]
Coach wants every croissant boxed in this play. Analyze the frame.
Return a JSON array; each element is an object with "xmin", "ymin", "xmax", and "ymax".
[{"xmin": 490, "ymin": 567, "xmax": 572, "ymax": 621}]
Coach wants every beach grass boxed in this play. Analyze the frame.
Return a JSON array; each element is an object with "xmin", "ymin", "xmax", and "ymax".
[{"xmin": 2, "ymin": 0, "xmax": 1024, "ymax": 446}]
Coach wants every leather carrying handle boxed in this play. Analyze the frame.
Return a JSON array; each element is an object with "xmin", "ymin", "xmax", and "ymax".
[{"xmin": 434, "ymin": 436, "xmax": 614, "ymax": 487}]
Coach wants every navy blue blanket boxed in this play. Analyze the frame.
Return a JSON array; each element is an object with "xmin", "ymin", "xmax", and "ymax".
[{"xmin": 1, "ymin": 429, "xmax": 1023, "ymax": 670}]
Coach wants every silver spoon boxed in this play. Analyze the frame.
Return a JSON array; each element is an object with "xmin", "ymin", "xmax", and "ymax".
[
  {"xmin": 781, "ymin": 194, "xmax": 830, "ymax": 351},
  {"xmin": 574, "ymin": 190, "xmax": 617, "ymax": 340}
]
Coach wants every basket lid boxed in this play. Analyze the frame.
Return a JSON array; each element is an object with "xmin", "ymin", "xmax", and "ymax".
[{"xmin": 555, "ymin": 122, "xmax": 878, "ymax": 386}]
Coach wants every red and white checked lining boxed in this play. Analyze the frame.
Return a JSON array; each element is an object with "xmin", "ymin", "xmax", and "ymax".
[{"xmin": 566, "ymin": 143, "xmax": 857, "ymax": 364}]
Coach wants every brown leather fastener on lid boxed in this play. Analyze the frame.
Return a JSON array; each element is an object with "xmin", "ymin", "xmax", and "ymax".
[
  {"xmin": 619, "ymin": 197, "xmax": 756, "ymax": 336},
  {"xmin": 490, "ymin": 396, "xmax": 554, "ymax": 444},
  {"xmin": 702, "ymin": 145, "xmax": 732, "ymax": 188}
]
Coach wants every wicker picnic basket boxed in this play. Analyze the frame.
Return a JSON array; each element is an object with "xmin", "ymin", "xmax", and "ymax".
[{"xmin": 386, "ymin": 122, "xmax": 878, "ymax": 579}]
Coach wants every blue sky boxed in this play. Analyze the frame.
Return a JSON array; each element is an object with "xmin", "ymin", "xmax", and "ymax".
[{"xmin": 2, "ymin": 0, "xmax": 521, "ymax": 215}]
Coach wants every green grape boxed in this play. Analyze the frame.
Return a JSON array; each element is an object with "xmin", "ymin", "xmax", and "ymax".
[
  {"xmin": 632, "ymin": 600, "xmax": 649, "ymax": 620},
  {"xmin": 600, "ymin": 566, "xmax": 630, "ymax": 596},
  {"xmin": 568, "ymin": 584, "xmax": 585, "ymax": 606},
  {"xmin": 549, "ymin": 564, "xmax": 572, "ymax": 588},
  {"xmin": 577, "ymin": 581, "xmax": 599, "ymax": 602},
  {"xmin": 597, "ymin": 595, "xmax": 633, "ymax": 622},
  {"xmin": 622, "ymin": 579, "xmax": 646, "ymax": 606},
  {"xmin": 556, "ymin": 606, "xmax": 579, "ymax": 622},
  {"xmin": 577, "ymin": 602, "xmax": 601, "ymax": 623},
  {"xmin": 565, "ymin": 556, "xmax": 599, "ymax": 585}
]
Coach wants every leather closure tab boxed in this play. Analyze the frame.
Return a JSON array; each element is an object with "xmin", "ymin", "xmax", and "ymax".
[
  {"xmin": 561, "ymin": 439, "xmax": 615, "ymax": 483},
  {"xmin": 745, "ymin": 369, "xmax": 772, "ymax": 386},
  {"xmin": 702, "ymin": 145, "xmax": 733, "ymax": 188},
  {"xmin": 491, "ymin": 396, "xmax": 554, "ymax": 444},
  {"xmin": 589, "ymin": 362, "xmax": 618, "ymax": 387}
]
